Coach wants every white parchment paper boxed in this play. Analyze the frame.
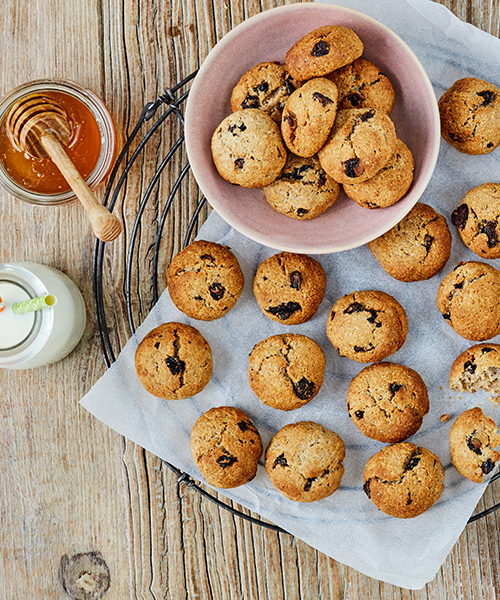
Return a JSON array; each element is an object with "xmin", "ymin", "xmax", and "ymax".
[{"xmin": 81, "ymin": 0, "xmax": 500, "ymax": 589}]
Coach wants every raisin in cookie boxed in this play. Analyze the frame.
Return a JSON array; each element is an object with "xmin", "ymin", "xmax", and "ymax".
[
  {"xmin": 318, "ymin": 108, "xmax": 397, "ymax": 184},
  {"xmin": 327, "ymin": 58, "xmax": 395, "ymax": 113},
  {"xmin": 285, "ymin": 25, "xmax": 363, "ymax": 81},
  {"xmin": 451, "ymin": 183, "xmax": 500, "ymax": 259},
  {"xmin": 347, "ymin": 362, "xmax": 429, "ymax": 443},
  {"xmin": 449, "ymin": 343, "xmax": 500, "ymax": 395},
  {"xmin": 249, "ymin": 334, "xmax": 325, "ymax": 411},
  {"xmin": 438, "ymin": 77, "xmax": 500, "ymax": 155},
  {"xmin": 135, "ymin": 322, "xmax": 212, "ymax": 400},
  {"xmin": 263, "ymin": 154, "xmax": 340, "ymax": 220},
  {"xmin": 368, "ymin": 202, "xmax": 452, "ymax": 282},
  {"xmin": 281, "ymin": 77, "xmax": 338, "ymax": 157},
  {"xmin": 363, "ymin": 443, "xmax": 444, "ymax": 518},
  {"xmin": 211, "ymin": 108, "xmax": 287, "ymax": 187},
  {"xmin": 253, "ymin": 252, "xmax": 326, "ymax": 325},
  {"xmin": 167, "ymin": 240, "xmax": 244, "ymax": 321},
  {"xmin": 326, "ymin": 290, "xmax": 408, "ymax": 363},
  {"xmin": 265, "ymin": 421, "xmax": 345, "ymax": 502},
  {"xmin": 191, "ymin": 406, "xmax": 263, "ymax": 488},
  {"xmin": 449, "ymin": 407, "xmax": 500, "ymax": 483},
  {"xmin": 343, "ymin": 139, "xmax": 415, "ymax": 209},
  {"xmin": 436, "ymin": 261, "xmax": 500, "ymax": 341},
  {"xmin": 230, "ymin": 61, "xmax": 301, "ymax": 123}
]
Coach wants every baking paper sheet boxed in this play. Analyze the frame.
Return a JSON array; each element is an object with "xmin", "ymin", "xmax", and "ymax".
[{"xmin": 81, "ymin": 0, "xmax": 500, "ymax": 589}]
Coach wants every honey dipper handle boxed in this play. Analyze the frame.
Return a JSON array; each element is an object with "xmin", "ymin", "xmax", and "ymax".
[{"xmin": 39, "ymin": 132, "xmax": 122, "ymax": 242}]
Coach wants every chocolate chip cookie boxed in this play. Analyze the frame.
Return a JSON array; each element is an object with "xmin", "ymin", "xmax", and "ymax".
[
  {"xmin": 449, "ymin": 407, "xmax": 500, "ymax": 483},
  {"xmin": 363, "ymin": 443, "xmax": 445, "ymax": 518},
  {"xmin": 135, "ymin": 322, "xmax": 213, "ymax": 400},
  {"xmin": 191, "ymin": 406, "xmax": 263, "ymax": 488},
  {"xmin": 449, "ymin": 343, "xmax": 500, "ymax": 395},
  {"xmin": 248, "ymin": 333, "xmax": 325, "ymax": 411},
  {"xmin": 265, "ymin": 421, "xmax": 345, "ymax": 502},
  {"xmin": 167, "ymin": 240, "xmax": 244, "ymax": 321},
  {"xmin": 253, "ymin": 252, "xmax": 326, "ymax": 325},
  {"xmin": 326, "ymin": 290, "xmax": 408, "ymax": 363},
  {"xmin": 347, "ymin": 362, "xmax": 429, "ymax": 443}
]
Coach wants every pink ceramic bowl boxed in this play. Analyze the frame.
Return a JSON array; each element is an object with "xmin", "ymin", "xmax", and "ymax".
[{"xmin": 184, "ymin": 3, "xmax": 440, "ymax": 254}]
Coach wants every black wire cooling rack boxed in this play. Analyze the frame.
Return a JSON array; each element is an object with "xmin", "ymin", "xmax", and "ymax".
[{"xmin": 92, "ymin": 75, "xmax": 499, "ymax": 530}]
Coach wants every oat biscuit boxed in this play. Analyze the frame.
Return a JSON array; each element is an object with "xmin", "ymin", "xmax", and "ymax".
[
  {"xmin": 363, "ymin": 442, "xmax": 445, "ymax": 518},
  {"xmin": 191, "ymin": 406, "xmax": 263, "ymax": 488},
  {"xmin": 211, "ymin": 108, "xmax": 287, "ymax": 187},
  {"xmin": 347, "ymin": 362, "xmax": 429, "ymax": 443},
  {"xmin": 265, "ymin": 421, "xmax": 345, "ymax": 502},
  {"xmin": 135, "ymin": 322, "xmax": 212, "ymax": 400},
  {"xmin": 249, "ymin": 334, "xmax": 325, "ymax": 411},
  {"xmin": 436, "ymin": 261, "xmax": 500, "ymax": 341},
  {"xmin": 368, "ymin": 202, "xmax": 452, "ymax": 282},
  {"xmin": 449, "ymin": 407, "xmax": 500, "ymax": 483},
  {"xmin": 253, "ymin": 252, "xmax": 326, "ymax": 325},
  {"xmin": 326, "ymin": 290, "xmax": 408, "ymax": 363},
  {"xmin": 167, "ymin": 240, "xmax": 244, "ymax": 321},
  {"xmin": 449, "ymin": 343, "xmax": 500, "ymax": 394}
]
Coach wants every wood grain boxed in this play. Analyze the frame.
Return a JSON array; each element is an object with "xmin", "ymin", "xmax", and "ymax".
[{"xmin": 1, "ymin": 1, "xmax": 500, "ymax": 599}]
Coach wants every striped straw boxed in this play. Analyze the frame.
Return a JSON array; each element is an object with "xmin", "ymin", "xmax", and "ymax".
[
  {"xmin": 0, "ymin": 296, "xmax": 4, "ymax": 312},
  {"xmin": 11, "ymin": 294, "xmax": 57, "ymax": 315}
]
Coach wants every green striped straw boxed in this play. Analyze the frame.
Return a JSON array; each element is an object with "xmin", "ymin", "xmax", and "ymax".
[{"xmin": 11, "ymin": 294, "xmax": 58, "ymax": 315}]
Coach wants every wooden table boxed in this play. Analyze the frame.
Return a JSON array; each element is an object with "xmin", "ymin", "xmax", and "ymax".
[{"xmin": 2, "ymin": 1, "xmax": 500, "ymax": 598}]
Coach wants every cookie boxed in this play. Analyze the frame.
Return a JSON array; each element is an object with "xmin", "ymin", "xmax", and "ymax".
[
  {"xmin": 367, "ymin": 202, "xmax": 452, "ymax": 282},
  {"xmin": 436, "ymin": 261, "xmax": 500, "ymax": 341},
  {"xmin": 438, "ymin": 77, "xmax": 500, "ymax": 155},
  {"xmin": 326, "ymin": 290, "xmax": 408, "ymax": 363},
  {"xmin": 248, "ymin": 333, "xmax": 325, "ymax": 411},
  {"xmin": 451, "ymin": 183, "xmax": 500, "ymax": 259},
  {"xmin": 327, "ymin": 58, "xmax": 395, "ymax": 113},
  {"xmin": 167, "ymin": 240, "xmax": 244, "ymax": 321},
  {"xmin": 342, "ymin": 139, "xmax": 415, "ymax": 209},
  {"xmin": 285, "ymin": 25, "xmax": 363, "ymax": 81},
  {"xmin": 230, "ymin": 61, "xmax": 301, "ymax": 123},
  {"xmin": 363, "ymin": 442, "xmax": 445, "ymax": 518},
  {"xmin": 135, "ymin": 322, "xmax": 212, "ymax": 400},
  {"xmin": 253, "ymin": 252, "xmax": 326, "ymax": 325},
  {"xmin": 211, "ymin": 108, "xmax": 287, "ymax": 187},
  {"xmin": 262, "ymin": 154, "xmax": 340, "ymax": 220},
  {"xmin": 449, "ymin": 407, "xmax": 500, "ymax": 483},
  {"xmin": 449, "ymin": 343, "xmax": 500, "ymax": 394},
  {"xmin": 265, "ymin": 421, "xmax": 345, "ymax": 502},
  {"xmin": 318, "ymin": 108, "xmax": 397, "ymax": 184},
  {"xmin": 347, "ymin": 362, "xmax": 429, "ymax": 443},
  {"xmin": 190, "ymin": 406, "xmax": 263, "ymax": 488},
  {"xmin": 281, "ymin": 77, "xmax": 338, "ymax": 157}
]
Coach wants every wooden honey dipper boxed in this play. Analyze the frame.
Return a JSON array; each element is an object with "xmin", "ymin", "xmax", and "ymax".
[{"xmin": 7, "ymin": 94, "xmax": 122, "ymax": 242}]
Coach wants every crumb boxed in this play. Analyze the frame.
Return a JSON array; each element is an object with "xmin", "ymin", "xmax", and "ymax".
[
  {"xmin": 490, "ymin": 396, "xmax": 500, "ymax": 407},
  {"xmin": 440, "ymin": 414, "xmax": 450, "ymax": 423}
]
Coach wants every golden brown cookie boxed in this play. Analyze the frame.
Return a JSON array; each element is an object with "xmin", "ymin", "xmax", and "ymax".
[
  {"xmin": 342, "ymin": 139, "xmax": 415, "ymax": 209},
  {"xmin": 367, "ymin": 202, "xmax": 452, "ymax": 282},
  {"xmin": 363, "ymin": 442, "xmax": 445, "ymax": 518},
  {"xmin": 451, "ymin": 183, "xmax": 500, "ymax": 259},
  {"xmin": 449, "ymin": 407, "xmax": 500, "ymax": 483},
  {"xmin": 449, "ymin": 343, "xmax": 500, "ymax": 395},
  {"xmin": 318, "ymin": 108, "xmax": 397, "ymax": 184},
  {"xmin": 265, "ymin": 421, "xmax": 345, "ymax": 502},
  {"xmin": 211, "ymin": 108, "xmax": 287, "ymax": 187},
  {"xmin": 167, "ymin": 240, "xmax": 244, "ymax": 321},
  {"xmin": 281, "ymin": 77, "xmax": 338, "ymax": 157},
  {"xmin": 253, "ymin": 252, "xmax": 326, "ymax": 325},
  {"xmin": 135, "ymin": 322, "xmax": 212, "ymax": 400},
  {"xmin": 438, "ymin": 77, "xmax": 500, "ymax": 155},
  {"xmin": 248, "ymin": 334, "xmax": 325, "ymax": 411},
  {"xmin": 326, "ymin": 290, "xmax": 408, "ymax": 363},
  {"xmin": 191, "ymin": 406, "xmax": 263, "ymax": 488},
  {"xmin": 285, "ymin": 25, "xmax": 363, "ymax": 81},
  {"xmin": 436, "ymin": 261, "xmax": 500, "ymax": 341},
  {"xmin": 347, "ymin": 362, "xmax": 429, "ymax": 443}
]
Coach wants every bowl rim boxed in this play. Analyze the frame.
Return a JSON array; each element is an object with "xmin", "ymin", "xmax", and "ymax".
[{"xmin": 185, "ymin": 2, "xmax": 441, "ymax": 254}]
